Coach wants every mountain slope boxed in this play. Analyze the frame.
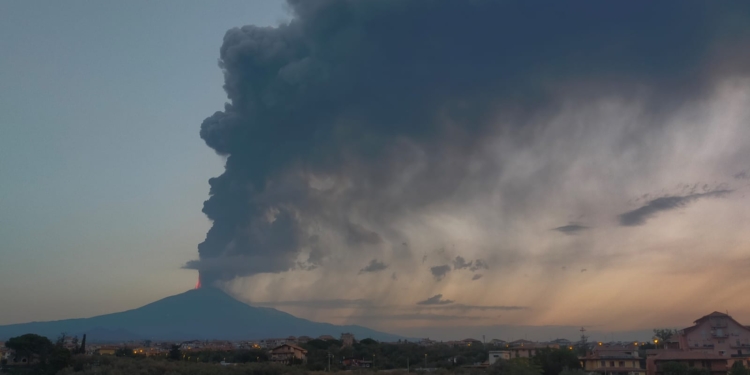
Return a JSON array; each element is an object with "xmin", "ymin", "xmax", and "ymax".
[{"xmin": 0, "ymin": 287, "xmax": 402, "ymax": 342}]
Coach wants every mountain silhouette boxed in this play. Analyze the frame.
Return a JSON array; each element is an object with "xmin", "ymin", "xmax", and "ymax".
[{"xmin": 0, "ymin": 287, "xmax": 402, "ymax": 342}]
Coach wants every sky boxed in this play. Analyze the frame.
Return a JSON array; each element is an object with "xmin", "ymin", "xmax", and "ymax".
[{"xmin": 2, "ymin": 1, "xmax": 750, "ymax": 342}]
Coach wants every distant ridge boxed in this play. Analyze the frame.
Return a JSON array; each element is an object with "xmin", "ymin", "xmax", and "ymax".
[{"xmin": 0, "ymin": 287, "xmax": 402, "ymax": 342}]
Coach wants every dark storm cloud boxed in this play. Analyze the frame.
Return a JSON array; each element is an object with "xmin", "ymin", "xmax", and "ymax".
[
  {"xmin": 190, "ymin": 0, "xmax": 750, "ymax": 282},
  {"xmin": 255, "ymin": 298, "xmax": 374, "ymax": 309},
  {"xmin": 430, "ymin": 265, "xmax": 451, "ymax": 281},
  {"xmin": 618, "ymin": 190, "xmax": 732, "ymax": 226},
  {"xmin": 452, "ymin": 256, "xmax": 472, "ymax": 270},
  {"xmin": 347, "ymin": 222, "xmax": 383, "ymax": 245},
  {"xmin": 553, "ymin": 224, "xmax": 588, "ymax": 235},
  {"xmin": 417, "ymin": 294, "xmax": 454, "ymax": 305},
  {"xmin": 359, "ymin": 259, "xmax": 388, "ymax": 274},
  {"xmin": 470, "ymin": 259, "xmax": 489, "ymax": 272},
  {"xmin": 422, "ymin": 304, "xmax": 528, "ymax": 312},
  {"xmin": 339, "ymin": 313, "xmax": 489, "ymax": 322}
]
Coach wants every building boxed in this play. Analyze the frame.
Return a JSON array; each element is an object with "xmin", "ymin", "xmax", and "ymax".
[
  {"xmin": 643, "ymin": 312, "xmax": 750, "ymax": 375},
  {"xmin": 646, "ymin": 351, "xmax": 728, "ymax": 375},
  {"xmin": 676, "ymin": 312, "xmax": 750, "ymax": 357},
  {"xmin": 461, "ymin": 338, "xmax": 482, "ymax": 347},
  {"xmin": 341, "ymin": 333, "xmax": 355, "ymax": 347},
  {"xmin": 419, "ymin": 338, "xmax": 437, "ymax": 347},
  {"xmin": 508, "ymin": 343, "xmax": 560, "ymax": 358},
  {"xmin": 551, "ymin": 338, "xmax": 573, "ymax": 346},
  {"xmin": 488, "ymin": 351, "xmax": 511, "ymax": 365},
  {"xmin": 489, "ymin": 339, "xmax": 507, "ymax": 346},
  {"xmin": 96, "ymin": 346, "xmax": 118, "ymax": 356},
  {"xmin": 581, "ymin": 345, "xmax": 645, "ymax": 375},
  {"xmin": 297, "ymin": 336, "xmax": 312, "ymax": 344},
  {"xmin": 269, "ymin": 344, "xmax": 307, "ymax": 364}
]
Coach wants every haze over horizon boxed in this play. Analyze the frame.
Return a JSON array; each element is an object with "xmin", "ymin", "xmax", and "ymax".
[{"xmin": 2, "ymin": 0, "xmax": 750, "ymax": 341}]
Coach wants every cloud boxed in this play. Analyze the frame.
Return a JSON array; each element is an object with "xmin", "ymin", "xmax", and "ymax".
[
  {"xmin": 359, "ymin": 259, "xmax": 388, "ymax": 274},
  {"xmin": 618, "ymin": 190, "xmax": 732, "ymax": 226},
  {"xmin": 735, "ymin": 171, "xmax": 749, "ymax": 180},
  {"xmin": 255, "ymin": 299, "xmax": 374, "ymax": 309},
  {"xmin": 472, "ymin": 274, "xmax": 483, "ymax": 281},
  {"xmin": 193, "ymin": 0, "xmax": 750, "ymax": 283},
  {"xmin": 553, "ymin": 224, "xmax": 589, "ymax": 235},
  {"xmin": 339, "ymin": 313, "xmax": 490, "ymax": 321},
  {"xmin": 417, "ymin": 294, "xmax": 454, "ymax": 305},
  {"xmin": 452, "ymin": 256, "xmax": 472, "ymax": 270},
  {"xmin": 430, "ymin": 265, "xmax": 451, "ymax": 281},
  {"xmin": 470, "ymin": 259, "xmax": 489, "ymax": 272},
  {"xmin": 347, "ymin": 222, "xmax": 383, "ymax": 245},
  {"xmin": 422, "ymin": 304, "xmax": 529, "ymax": 312}
]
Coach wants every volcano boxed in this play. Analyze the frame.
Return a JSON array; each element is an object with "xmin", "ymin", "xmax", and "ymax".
[{"xmin": 0, "ymin": 287, "xmax": 402, "ymax": 342}]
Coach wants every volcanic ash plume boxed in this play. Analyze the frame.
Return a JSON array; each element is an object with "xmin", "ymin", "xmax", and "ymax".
[{"xmin": 184, "ymin": 0, "xmax": 750, "ymax": 285}]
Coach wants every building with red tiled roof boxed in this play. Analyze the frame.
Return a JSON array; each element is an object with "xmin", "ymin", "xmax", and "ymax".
[
  {"xmin": 646, "ymin": 350, "xmax": 729, "ymax": 375},
  {"xmin": 582, "ymin": 345, "xmax": 645, "ymax": 375},
  {"xmin": 676, "ymin": 312, "xmax": 750, "ymax": 357},
  {"xmin": 643, "ymin": 312, "xmax": 750, "ymax": 375},
  {"xmin": 269, "ymin": 344, "xmax": 307, "ymax": 365}
]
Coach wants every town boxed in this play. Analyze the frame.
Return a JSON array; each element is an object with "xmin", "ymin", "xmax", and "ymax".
[{"xmin": 2, "ymin": 311, "xmax": 750, "ymax": 375}]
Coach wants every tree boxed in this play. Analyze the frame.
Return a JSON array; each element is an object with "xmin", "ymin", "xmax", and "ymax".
[
  {"xmin": 48, "ymin": 345, "xmax": 72, "ymax": 373},
  {"xmin": 532, "ymin": 348, "xmax": 582, "ymax": 375},
  {"xmin": 560, "ymin": 369, "xmax": 587, "ymax": 375},
  {"xmin": 660, "ymin": 361, "xmax": 688, "ymax": 375},
  {"xmin": 653, "ymin": 329, "xmax": 677, "ymax": 348},
  {"xmin": 488, "ymin": 359, "xmax": 543, "ymax": 375},
  {"xmin": 168, "ymin": 344, "xmax": 182, "ymax": 360},
  {"xmin": 77, "ymin": 334, "xmax": 86, "ymax": 354},
  {"xmin": 688, "ymin": 367, "xmax": 710, "ymax": 375},
  {"xmin": 730, "ymin": 361, "xmax": 750, "ymax": 375},
  {"xmin": 5, "ymin": 334, "xmax": 55, "ymax": 363}
]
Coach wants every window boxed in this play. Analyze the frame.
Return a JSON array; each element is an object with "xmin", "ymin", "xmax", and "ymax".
[
  {"xmin": 601, "ymin": 361, "xmax": 606, "ymax": 367},
  {"xmin": 619, "ymin": 361, "xmax": 625, "ymax": 367},
  {"xmin": 719, "ymin": 340, "xmax": 725, "ymax": 344},
  {"xmin": 610, "ymin": 361, "xmax": 615, "ymax": 367}
]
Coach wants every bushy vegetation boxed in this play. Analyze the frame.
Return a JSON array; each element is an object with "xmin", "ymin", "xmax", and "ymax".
[{"xmin": 300, "ymin": 339, "xmax": 490, "ymax": 371}]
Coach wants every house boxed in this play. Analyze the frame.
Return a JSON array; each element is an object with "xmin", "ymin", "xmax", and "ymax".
[
  {"xmin": 269, "ymin": 344, "xmax": 307, "ymax": 364},
  {"xmin": 419, "ymin": 338, "xmax": 437, "ymax": 346},
  {"xmin": 462, "ymin": 338, "xmax": 482, "ymax": 347},
  {"xmin": 489, "ymin": 339, "xmax": 507, "ymax": 346},
  {"xmin": 260, "ymin": 338, "xmax": 294, "ymax": 349},
  {"xmin": 675, "ymin": 312, "xmax": 750, "ymax": 358},
  {"xmin": 1, "ymin": 346, "xmax": 11, "ymax": 360},
  {"xmin": 297, "ymin": 336, "xmax": 312, "ymax": 344},
  {"xmin": 96, "ymin": 346, "xmax": 118, "ymax": 356},
  {"xmin": 646, "ymin": 351, "xmax": 729, "ymax": 375},
  {"xmin": 341, "ymin": 333, "xmax": 355, "ymax": 347},
  {"xmin": 551, "ymin": 338, "xmax": 573, "ymax": 346},
  {"xmin": 488, "ymin": 351, "xmax": 511, "ymax": 365},
  {"xmin": 581, "ymin": 346, "xmax": 645, "ymax": 375},
  {"xmin": 509, "ymin": 339, "xmax": 537, "ymax": 347},
  {"xmin": 508, "ymin": 343, "xmax": 560, "ymax": 358}
]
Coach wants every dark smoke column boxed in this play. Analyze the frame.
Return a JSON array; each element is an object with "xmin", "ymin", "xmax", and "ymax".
[{"xmin": 185, "ymin": 0, "xmax": 750, "ymax": 285}]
